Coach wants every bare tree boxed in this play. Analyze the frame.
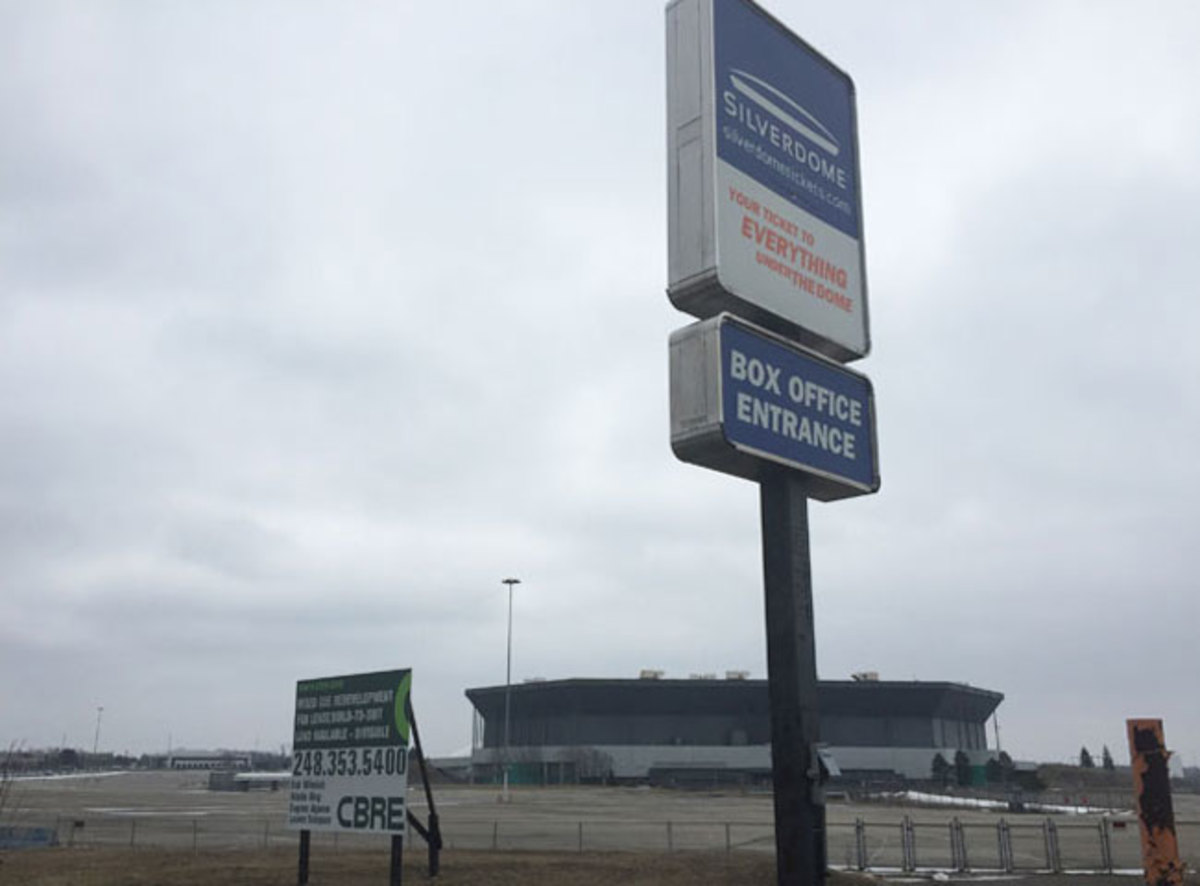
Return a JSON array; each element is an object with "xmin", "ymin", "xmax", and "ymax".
[{"xmin": 0, "ymin": 741, "xmax": 20, "ymax": 822}]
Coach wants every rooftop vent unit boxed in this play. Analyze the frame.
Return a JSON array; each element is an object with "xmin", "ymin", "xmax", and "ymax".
[
  {"xmin": 688, "ymin": 673, "xmax": 717, "ymax": 680},
  {"xmin": 725, "ymin": 670, "xmax": 750, "ymax": 680},
  {"xmin": 638, "ymin": 669, "xmax": 664, "ymax": 680},
  {"xmin": 851, "ymin": 671, "xmax": 879, "ymax": 682}
]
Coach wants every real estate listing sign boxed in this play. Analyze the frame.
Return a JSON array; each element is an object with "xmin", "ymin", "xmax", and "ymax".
[
  {"xmin": 288, "ymin": 669, "xmax": 412, "ymax": 835},
  {"xmin": 667, "ymin": 0, "xmax": 868, "ymax": 362}
]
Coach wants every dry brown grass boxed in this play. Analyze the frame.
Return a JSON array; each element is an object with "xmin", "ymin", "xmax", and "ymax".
[
  {"xmin": 3, "ymin": 847, "xmax": 1197, "ymax": 886},
  {"xmin": 7, "ymin": 845, "xmax": 1200, "ymax": 878},
  {"xmin": 0, "ymin": 847, "xmax": 889, "ymax": 886}
]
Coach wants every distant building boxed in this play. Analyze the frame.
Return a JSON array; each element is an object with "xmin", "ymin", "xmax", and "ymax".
[
  {"xmin": 168, "ymin": 753, "xmax": 251, "ymax": 771},
  {"xmin": 208, "ymin": 771, "xmax": 290, "ymax": 791},
  {"xmin": 465, "ymin": 676, "xmax": 1002, "ymax": 785}
]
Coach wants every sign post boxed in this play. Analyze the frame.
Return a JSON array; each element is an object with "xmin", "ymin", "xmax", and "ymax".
[
  {"xmin": 761, "ymin": 465, "xmax": 825, "ymax": 884},
  {"xmin": 666, "ymin": 2, "xmax": 877, "ymax": 884}
]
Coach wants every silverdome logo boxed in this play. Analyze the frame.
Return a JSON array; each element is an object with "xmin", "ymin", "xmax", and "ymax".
[{"xmin": 723, "ymin": 68, "xmax": 848, "ymax": 190}]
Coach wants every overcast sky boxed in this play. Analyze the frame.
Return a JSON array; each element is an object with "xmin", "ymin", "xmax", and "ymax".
[{"xmin": 2, "ymin": 0, "xmax": 1198, "ymax": 769}]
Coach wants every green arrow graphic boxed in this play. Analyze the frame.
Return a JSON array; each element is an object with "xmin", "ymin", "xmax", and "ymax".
[{"xmin": 393, "ymin": 671, "xmax": 412, "ymax": 746}]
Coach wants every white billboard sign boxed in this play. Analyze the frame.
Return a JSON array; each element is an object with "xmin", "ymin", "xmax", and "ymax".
[{"xmin": 288, "ymin": 669, "xmax": 411, "ymax": 835}]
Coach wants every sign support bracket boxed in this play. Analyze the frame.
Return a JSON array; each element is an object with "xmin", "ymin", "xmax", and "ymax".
[
  {"xmin": 760, "ymin": 465, "xmax": 826, "ymax": 886},
  {"xmin": 404, "ymin": 695, "xmax": 443, "ymax": 879}
]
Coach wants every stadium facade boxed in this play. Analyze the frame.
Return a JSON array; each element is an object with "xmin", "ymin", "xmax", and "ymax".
[{"xmin": 465, "ymin": 675, "xmax": 1002, "ymax": 785}]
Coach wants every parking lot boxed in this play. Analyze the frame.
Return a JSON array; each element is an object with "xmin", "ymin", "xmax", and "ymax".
[{"xmin": 5, "ymin": 770, "xmax": 1198, "ymax": 876}]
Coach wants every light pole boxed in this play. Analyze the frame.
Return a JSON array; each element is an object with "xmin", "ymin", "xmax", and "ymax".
[
  {"xmin": 501, "ymin": 577, "xmax": 520, "ymax": 802},
  {"xmin": 92, "ymin": 706, "xmax": 104, "ymax": 757}
]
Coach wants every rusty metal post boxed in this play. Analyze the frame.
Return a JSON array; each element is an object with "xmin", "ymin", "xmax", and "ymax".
[{"xmin": 1127, "ymin": 719, "xmax": 1184, "ymax": 886}]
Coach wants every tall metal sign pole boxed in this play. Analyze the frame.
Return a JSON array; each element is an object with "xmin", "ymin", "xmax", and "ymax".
[
  {"xmin": 761, "ymin": 466, "xmax": 824, "ymax": 883},
  {"xmin": 666, "ymin": 2, "xmax": 877, "ymax": 883}
]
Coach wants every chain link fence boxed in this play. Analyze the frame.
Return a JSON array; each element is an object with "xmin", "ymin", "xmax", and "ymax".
[{"xmin": 7, "ymin": 810, "xmax": 1195, "ymax": 875}]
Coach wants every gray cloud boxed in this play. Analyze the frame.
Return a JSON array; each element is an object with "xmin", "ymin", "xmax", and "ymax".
[{"xmin": 2, "ymin": 1, "xmax": 1198, "ymax": 768}]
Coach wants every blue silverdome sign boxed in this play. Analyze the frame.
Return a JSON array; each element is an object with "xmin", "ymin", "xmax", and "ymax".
[
  {"xmin": 714, "ymin": 0, "xmax": 859, "ymax": 241},
  {"xmin": 670, "ymin": 314, "xmax": 878, "ymax": 500},
  {"xmin": 666, "ymin": 0, "xmax": 868, "ymax": 362}
]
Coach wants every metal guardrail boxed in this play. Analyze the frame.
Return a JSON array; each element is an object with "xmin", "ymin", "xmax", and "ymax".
[
  {"xmin": 827, "ymin": 815, "xmax": 1196, "ymax": 874},
  {"xmin": 5, "ymin": 812, "xmax": 1196, "ymax": 875}
]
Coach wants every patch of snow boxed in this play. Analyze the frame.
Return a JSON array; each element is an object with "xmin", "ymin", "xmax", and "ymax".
[
  {"xmin": 880, "ymin": 789, "xmax": 1120, "ymax": 815},
  {"xmin": 11, "ymin": 770, "xmax": 130, "ymax": 782}
]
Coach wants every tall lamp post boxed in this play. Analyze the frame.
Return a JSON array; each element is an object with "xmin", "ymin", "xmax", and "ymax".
[
  {"xmin": 501, "ymin": 577, "xmax": 521, "ymax": 802},
  {"xmin": 92, "ymin": 706, "xmax": 104, "ymax": 756}
]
